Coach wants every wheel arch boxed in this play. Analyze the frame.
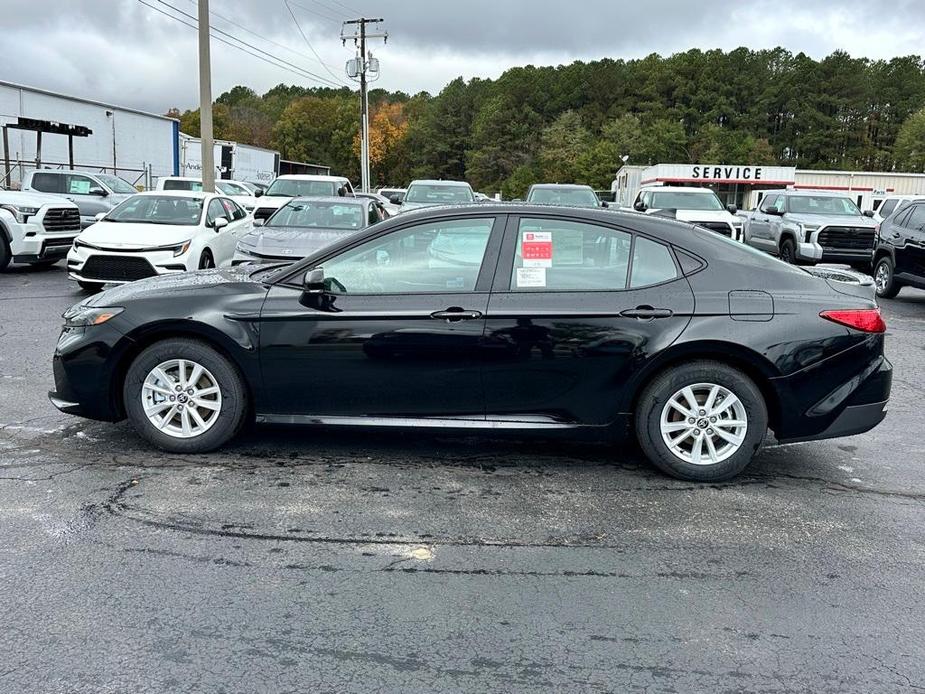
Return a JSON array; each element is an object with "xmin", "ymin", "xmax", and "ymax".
[
  {"xmin": 110, "ymin": 320, "xmax": 257, "ymax": 420},
  {"xmin": 779, "ymin": 227, "xmax": 799, "ymax": 249},
  {"xmin": 873, "ymin": 246, "xmax": 894, "ymax": 265},
  {"xmin": 627, "ymin": 340, "xmax": 783, "ymax": 434}
]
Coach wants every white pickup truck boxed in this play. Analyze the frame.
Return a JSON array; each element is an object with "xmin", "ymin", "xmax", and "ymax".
[
  {"xmin": 0, "ymin": 191, "xmax": 81, "ymax": 270},
  {"xmin": 625, "ymin": 186, "xmax": 743, "ymax": 241}
]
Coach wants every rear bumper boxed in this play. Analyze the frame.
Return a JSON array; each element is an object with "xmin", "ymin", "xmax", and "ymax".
[{"xmin": 777, "ymin": 399, "xmax": 887, "ymax": 444}]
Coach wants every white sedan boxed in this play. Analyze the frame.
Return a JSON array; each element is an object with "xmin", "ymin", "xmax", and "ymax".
[{"xmin": 66, "ymin": 191, "xmax": 252, "ymax": 292}]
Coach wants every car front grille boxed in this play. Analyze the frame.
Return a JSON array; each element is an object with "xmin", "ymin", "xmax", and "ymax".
[
  {"xmin": 818, "ymin": 226, "xmax": 875, "ymax": 250},
  {"xmin": 43, "ymin": 236, "xmax": 76, "ymax": 249},
  {"xmin": 43, "ymin": 207, "xmax": 81, "ymax": 232},
  {"xmin": 253, "ymin": 207, "xmax": 276, "ymax": 222},
  {"xmin": 696, "ymin": 221, "xmax": 733, "ymax": 237},
  {"xmin": 80, "ymin": 255, "xmax": 157, "ymax": 282}
]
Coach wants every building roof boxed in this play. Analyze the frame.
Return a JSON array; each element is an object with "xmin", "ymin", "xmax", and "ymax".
[{"xmin": 0, "ymin": 80, "xmax": 178, "ymax": 123}]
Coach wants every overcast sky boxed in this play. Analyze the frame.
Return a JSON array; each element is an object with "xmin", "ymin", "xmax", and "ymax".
[{"xmin": 2, "ymin": 0, "xmax": 924, "ymax": 114}]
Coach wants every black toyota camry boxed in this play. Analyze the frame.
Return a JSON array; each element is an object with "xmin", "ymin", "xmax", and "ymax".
[{"xmin": 49, "ymin": 204, "xmax": 892, "ymax": 481}]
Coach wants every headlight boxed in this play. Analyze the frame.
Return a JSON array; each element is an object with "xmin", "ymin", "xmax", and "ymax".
[
  {"xmin": 800, "ymin": 224, "xmax": 820, "ymax": 241},
  {"xmin": 166, "ymin": 240, "xmax": 191, "ymax": 257},
  {"xmin": 62, "ymin": 305, "xmax": 123, "ymax": 328},
  {"xmin": 1, "ymin": 204, "xmax": 40, "ymax": 223}
]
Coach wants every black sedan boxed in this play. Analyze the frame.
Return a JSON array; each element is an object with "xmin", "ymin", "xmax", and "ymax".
[{"xmin": 49, "ymin": 205, "xmax": 892, "ymax": 481}]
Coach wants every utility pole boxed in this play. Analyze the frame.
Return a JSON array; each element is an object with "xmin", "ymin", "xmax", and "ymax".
[
  {"xmin": 342, "ymin": 18, "xmax": 387, "ymax": 193},
  {"xmin": 198, "ymin": 0, "xmax": 215, "ymax": 192}
]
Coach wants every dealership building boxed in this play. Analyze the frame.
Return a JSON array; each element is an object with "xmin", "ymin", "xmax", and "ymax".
[{"xmin": 613, "ymin": 163, "xmax": 925, "ymax": 212}]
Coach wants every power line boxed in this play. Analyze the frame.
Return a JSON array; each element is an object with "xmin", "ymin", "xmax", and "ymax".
[
  {"xmin": 285, "ymin": 0, "xmax": 346, "ymax": 85},
  {"xmin": 287, "ymin": 0, "xmax": 344, "ymax": 25},
  {"xmin": 186, "ymin": 0, "xmax": 343, "ymax": 72},
  {"xmin": 325, "ymin": 0, "xmax": 361, "ymax": 16},
  {"xmin": 137, "ymin": 0, "xmax": 347, "ymax": 88}
]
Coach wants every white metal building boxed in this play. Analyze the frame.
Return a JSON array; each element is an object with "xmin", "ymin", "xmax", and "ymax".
[
  {"xmin": 0, "ymin": 80, "xmax": 179, "ymax": 190},
  {"xmin": 613, "ymin": 163, "xmax": 925, "ymax": 212}
]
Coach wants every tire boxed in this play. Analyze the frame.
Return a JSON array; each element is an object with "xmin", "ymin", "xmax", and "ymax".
[
  {"xmin": 0, "ymin": 238, "xmax": 10, "ymax": 271},
  {"xmin": 198, "ymin": 250, "xmax": 215, "ymax": 269},
  {"xmin": 779, "ymin": 238, "xmax": 797, "ymax": 264},
  {"xmin": 122, "ymin": 338, "xmax": 248, "ymax": 453},
  {"xmin": 78, "ymin": 280, "xmax": 104, "ymax": 293},
  {"xmin": 634, "ymin": 360, "xmax": 768, "ymax": 482},
  {"xmin": 874, "ymin": 256, "xmax": 901, "ymax": 299}
]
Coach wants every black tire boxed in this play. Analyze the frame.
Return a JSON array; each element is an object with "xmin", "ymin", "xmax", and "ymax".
[
  {"xmin": 779, "ymin": 238, "xmax": 797, "ymax": 264},
  {"xmin": 634, "ymin": 360, "xmax": 768, "ymax": 482},
  {"xmin": 198, "ymin": 250, "xmax": 215, "ymax": 269},
  {"xmin": 78, "ymin": 280, "xmax": 104, "ymax": 293},
  {"xmin": 0, "ymin": 238, "xmax": 10, "ymax": 271},
  {"xmin": 122, "ymin": 338, "xmax": 248, "ymax": 453},
  {"xmin": 874, "ymin": 256, "xmax": 901, "ymax": 299}
]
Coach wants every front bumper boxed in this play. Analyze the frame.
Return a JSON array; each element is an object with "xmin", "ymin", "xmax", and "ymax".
[
  {"xmin": 66, "ymin": 246, "xmax": 190, "ymax": 285},
  {"xmin": 796, "ymin": 230, "xmax": 875, "ymax": 265},
  {"xmin": 9, "ymin": 220, "xmax": 79, "ymax": 261}
]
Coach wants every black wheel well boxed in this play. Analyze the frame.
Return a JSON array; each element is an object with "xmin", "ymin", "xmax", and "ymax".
[
  {"xmin": 110, "ymin": 328, "xmax": 254, "ymax": 420},
  {"xmin": 779, "ymin": 231, "xmax": 797, "ymax": 249},
  {"xmin": 630, "ymin": 348, "xmax": 781, "ymax": 435},
  {"xmin": 873, "ymin": 248, "xmax": 893, "ymax": 265}
]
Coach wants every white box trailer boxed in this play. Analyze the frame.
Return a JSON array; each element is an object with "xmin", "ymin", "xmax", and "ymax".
[
  {"xmin": 179, "ymin": 133, "xmax": 278, "ymax": 185},
  {"xmin": 0, "ymin": 80, "xmax": 178, "ymax": 190}
]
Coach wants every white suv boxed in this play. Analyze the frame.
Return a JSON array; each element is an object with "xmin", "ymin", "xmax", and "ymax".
[
  {"xmin": 252, "ymin": 175, "xmax": 355, "ymax": 223},
  {"xmin": 0, "ymin": 191, "xmax": 81, "ymax": 270},
  {"xmin": 627, "ymin": 186, "xmax": 743, "ymax": 241}
]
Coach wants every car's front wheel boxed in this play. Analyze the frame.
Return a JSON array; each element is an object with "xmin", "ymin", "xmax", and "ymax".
[
  {"xmin": 874, "ymin": 256, "xmax": 902, "ymax": 299},
  {"xmin": 635, "ymin": 361, "xmax": 768, "ymax": 481},
  {"xmin": 123, "ymin": 338, "xmax": 248, "ymax": 453},
  {"xmin": 779, "ymin": 238, "xmax": 797, "ymax": 264}
]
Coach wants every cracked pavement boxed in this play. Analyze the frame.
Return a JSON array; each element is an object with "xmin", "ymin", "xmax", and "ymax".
[{"xmin": 1, "ymin": 264, "xmax": 924, "ymax": 693}]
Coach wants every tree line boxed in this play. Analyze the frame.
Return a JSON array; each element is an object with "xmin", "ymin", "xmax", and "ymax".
[{"xmin": 167, "ymin": 47, "xmax": 925, "ymax": 197}]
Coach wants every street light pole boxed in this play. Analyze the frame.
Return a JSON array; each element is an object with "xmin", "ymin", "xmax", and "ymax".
[{"xmin": 198, "ymin": 0, "xmax": 215, "ymax": 192}]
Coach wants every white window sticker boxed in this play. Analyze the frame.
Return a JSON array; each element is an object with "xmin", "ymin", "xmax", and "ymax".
[
  {"xmin": 516, "ymin": 267, "xmax": 546, "ymax": 288},
  {"xmin": 521, "ymin": 231, "xmax": 553, "ymax": 267},
  {"xmin": 69, "ymin": 179, "xmax": 91, "ymax": 194}
]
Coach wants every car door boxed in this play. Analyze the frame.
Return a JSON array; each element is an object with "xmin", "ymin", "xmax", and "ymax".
[
  {"xmin": 64, "ymin": 174, "xmax": 110, "ymax": 226},
  {"xmin": 893, "ymin": 203, "xmax": 925, "ymax": 278},
  {"xmin": 746, "ymin": 194, "xmax": 777, "ymax": 250},
  {"xmin": 257, "ymin": 214, "xmax": 505, "ymax": 419},
  {"xmin": 480, "ymin": 214, "xmax": 694, "ymax": 426},
  {"xmin": 203, "ymin": 198, "xmax": 236, "ymax": 265}
]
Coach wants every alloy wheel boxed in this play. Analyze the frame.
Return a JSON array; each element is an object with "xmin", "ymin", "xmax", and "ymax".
[
  {"xmin": 141, "ymin": 358, "xmax": 222, "ymax": 439},
  {"xmin": 875, "ymin": 262, "xmax": 890, "ymax": 293},
  {"xmin": 659, "ymin": 383, "xmax": 748, "ymax": 465}
]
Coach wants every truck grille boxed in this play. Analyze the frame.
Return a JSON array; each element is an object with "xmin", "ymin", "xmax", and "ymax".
[
  {"xmin": 696, "ymin": 221, "xmax": 733, "ymax": 237},
  {"xmin": 81, "ymin": 255, "xmax": 157, "ymax": 282},
  {"xmin": 254, "ymin": 207, "xmax": 276, "ymax": 222},
  {"xmin": 818, "ymin": 226, "xmax": 875, "ymax": 250},
  {"xmin": 43, "ymin": 207, "xmax": 81, "ymax": 232},
  {"xmin": 43, "ymin": 236, "xmax": 76, "ymax": 249}
]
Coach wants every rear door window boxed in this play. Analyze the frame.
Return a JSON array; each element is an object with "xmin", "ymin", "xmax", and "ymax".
[
  {"xmin": 905, "ymin": 204, "xmax": 925, "ymax": 231},
  {"xmin": 510, "ymin": 218, "xmax": 632, "ymax": 291},
  {"xmin": 877, "ymin": 198, "xmax": 898, "ymax": 217},
  {"xmin": 630, "ymin": 237, "xmax": 678, "ymax": 288},
  {"xmin": 30, "ymin": 172, "xmax": 66, "ymax": 194}
]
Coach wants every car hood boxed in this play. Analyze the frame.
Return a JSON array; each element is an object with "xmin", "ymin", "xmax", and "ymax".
[
  {"xmin": 783, "ymin": 213, "xmax": 877, "ymax": 228},
  {"xmin": 83, "ymin": 266, "xmax": 265, "ymax": 306},
  {"xmin": 0, "ymin": 191, "xmax": 77, "ymax": 208},
  {"xmin": 240, "ymin": 226, "xmax": 359, "ymax": 257},
  {"xmin": 668, "ymin": 209, "xmax": 738, "ymax": 224},
  {"xmin": 77, "ymin": 221, "xmax": 199, "ymax": 248},
  {"xmin": 254, "ymin": 196, "xmax": 293, "ymax": 211}
]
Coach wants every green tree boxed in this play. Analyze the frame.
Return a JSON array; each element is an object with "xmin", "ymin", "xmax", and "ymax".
[
  {"xmin": 538, "ymin": 110, "xmax": 592, "ymax": 183},
  {"xmin": 894, "ymin": 108, "xmax": 925, "ymax": 171}
]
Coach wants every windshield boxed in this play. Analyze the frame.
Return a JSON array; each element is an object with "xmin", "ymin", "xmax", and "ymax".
[
  {"xmin": 105, "ymin": 195, "xmax": 203, "ymax": 225},
  {"xmin": 650, "ymin": 191, "xmax": 724, "ymax": 211},
  {"xmin": 268, "ymin": 200, "xmax": 366, "ymax": 230},
  {"xmin": 264, "ymin": 179, "xmax": 339, "ymax": 197},
  {"xmin": 787, "ymin": 195, "xmax": 861, "ymax": 216},
  {"xmin": 405, "ymin": 184, "xmax": 474, "ymax": 204},
  {"xmin": 528, "ymin": 187, "xmax": 599, "ymax": 207},
  {"xmin": 96, "ymin": 174, "xmax": 138, "ymax": 194},
  {"xmin": 162, "ymin": 179, "xmax": 202, "ymax": 192},
  {"xmin": 216, "ymin": 181, "xmax": 249, "ymax": 196}
]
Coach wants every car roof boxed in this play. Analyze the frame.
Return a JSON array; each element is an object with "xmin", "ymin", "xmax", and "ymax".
[
  {"xmin": 288, "ymin": 195, "xmax": 366, "ymax": 205},
  {"xmin": 764, "ymin": 189, "xmax": 854, "ymax": 198},
  {"xmin": 641, "ymin": 186, "xmax": 716, "ymax": 193},
  {"xmin": 408, "ymin": 179, "xmax": 472, "ymax": 187},
  {"xmin": 135, "ymin": 190, "xmax": 215, "ymax": 199},
  {"xmin": 530, "ymin": 183, "xmax": 594, "ymax": 190},
  {"xmin": 275, "ymin": 174, "xmax": 348, "ymax": 182}
]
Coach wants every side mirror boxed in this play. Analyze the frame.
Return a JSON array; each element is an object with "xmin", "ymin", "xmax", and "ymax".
[
  {"xmin": 863, "ymin": 210, "xmax": 875, "ymax": 218},
  {"xmin": 727, "ymin": 204, "xmax": 738, "ymax": 214},
  {"xmin": 765, "ymin": 206, "xmax": 781, "ymax": 216},
  {"xmin": 254, "ymin": 189, "xmax": 264, "ymax": 197},
  {"xmin": 601, "ymin": 201, "xmax": 609, "ymax": 208},
  {"xmin": 213, "ymin": 217, "xmax": 229, "ymax": 230},
  {"xmin": 388, "ymin": 195, "xmax": 402, "ymax": 205},
  {"xmin": 253, "ymin": 218, "xmax": 265, "ymax": 227},
  {"xmin": 303, "ymin": 268, "xmax": 325, "ymax": 294},
  {"xmin": 90, "ymin": 188, "xmax": 108, "ymax": 197},
  {"xmin": 633, "ymin": 201, "xmax": 647, "ymax": 212},
  {"xmin": 337, "ymin": 186, "xmax": 347, "ymax": 197},
  {"xmin": 94, "ymin": 212, "xmax": 107, "ymax": 221}
]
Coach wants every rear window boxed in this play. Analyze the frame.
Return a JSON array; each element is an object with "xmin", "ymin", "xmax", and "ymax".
[{"xmin": 163, "ymin": 179, "xmax": 202, "ymax": 192}]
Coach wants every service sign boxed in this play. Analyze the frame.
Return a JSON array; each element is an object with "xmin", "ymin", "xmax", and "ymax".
[{"xmin": 643, "ymin": 164, "xmax": 796, "ymax": 186}]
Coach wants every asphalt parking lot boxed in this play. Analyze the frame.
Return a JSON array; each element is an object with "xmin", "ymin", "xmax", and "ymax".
[{"xmin": 2, "ymin": 264, "xmax": 924, "ymax": 694}]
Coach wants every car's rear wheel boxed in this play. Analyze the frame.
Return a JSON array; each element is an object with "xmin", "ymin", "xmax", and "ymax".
[
  {"xmin": 635, "ymin": 361, "xmax": 768, "ymax": 481},
  {"xmin": 779, "ymin": 238, "xmax": 797, "ymax": 264},
  {"xmin": 123, "ymin": 338, "xmax": 248, "ymax": 453},
  {"xmin": 874, "ymin": 256, "xmax": 902, "ymax": 299}
]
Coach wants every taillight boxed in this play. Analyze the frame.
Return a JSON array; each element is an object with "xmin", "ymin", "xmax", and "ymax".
[{"xmin": 820, "ymin": 308, "xmax": 886, "ymax": 333}]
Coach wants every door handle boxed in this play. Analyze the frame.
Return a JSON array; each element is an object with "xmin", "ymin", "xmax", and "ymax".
[
  {"xmin": 620, "ymin": 306, "xmax": 674, "ymax": 319},
  {"xmin": 430, "ymin": 308, "xmax": 483, "ymax": 322}
]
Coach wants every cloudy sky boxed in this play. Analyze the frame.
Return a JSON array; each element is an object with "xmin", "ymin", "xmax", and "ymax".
[{"xmin": 2, "ymin": 0, "xmax": 924, "ymax": 114}]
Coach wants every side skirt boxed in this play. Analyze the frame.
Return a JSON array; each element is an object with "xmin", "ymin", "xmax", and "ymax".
[{"xmin": 255, "ymin": 414, "xmax": 583, "ymax": 430}]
